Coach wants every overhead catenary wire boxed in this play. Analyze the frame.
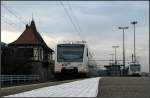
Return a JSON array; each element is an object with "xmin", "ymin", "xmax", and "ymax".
[
  {"xmin": 1, "ymin": 19, "xmax": 21, "ymax": 31},
  {"xmin": 59, "ymin": 1, "xmax": 97, "ymax": 60},
  {"xmin": 66, "ymin": 2, "xmax": 92, "ymax": 53},
  {"xmin": 1, "ymin": 16, "xmax": 22, "ymax": 30},
  {"xmin": 59, "ymin": 1, "xmax": 82, "ymax": 39},
  {"xmin": 2, "ymin": 3, "xmax": 27, "ymax": 25},
  {"xmin": 67, "ymin": 1, "xmax": 94, "ymax": 57},
  {"xmin": 2, "ymin": 19, "xmax": 15, "ymax": 27},
  {"xmin": 59, "ymin": 1, "xmax": 94, "ymax": 58},
  {"xmin": 67, "ymin": 1, "xmax": 82, "ymax": 37},
  {"xmin": 2, "ymin": 15, "xmax": 19, "ymax": 26}
]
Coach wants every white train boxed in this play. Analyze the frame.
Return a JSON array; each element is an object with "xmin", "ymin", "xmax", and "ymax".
[
  {"xmin": 54, "ymin": 41, "xmax": 97, "ymax": 78},
  {"xmin": 128, "ymin": 63, "xmax": 141, "ymax": 76}
]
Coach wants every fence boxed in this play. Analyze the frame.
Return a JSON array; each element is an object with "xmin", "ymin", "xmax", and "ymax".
[{"xmin": 0, "ymin": 75, "xmax": 40, "ymax": 87}]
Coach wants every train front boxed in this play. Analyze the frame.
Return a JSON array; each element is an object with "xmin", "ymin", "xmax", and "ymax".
[{"xmin": 55, "ymin": 42, "xmax": 88, "ymax": 78}]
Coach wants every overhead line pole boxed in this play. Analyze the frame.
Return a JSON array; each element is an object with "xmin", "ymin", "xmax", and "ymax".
[
  {"xmin": 112, "ymin": 46, "xmax": 119, "ymax": 64},
  {"xmin": 131, "ymin": 21, "xmax": 138, "ymax": 64},
  {"xmin": 118, "ymin": 26, "xmax": 128, "ymax": 69},
  {"xmin": 109, "ymin": 53, "xmax": 114, "ymax": 64}
]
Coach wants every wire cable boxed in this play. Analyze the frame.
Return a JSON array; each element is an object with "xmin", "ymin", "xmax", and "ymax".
[
  {"xmin": 1, "ymin": 15, "xmax": 22, "ymax": 30},
  {"xmin": 67, "ymin": 1, "xmax": 82, "ymax": 37},
  {"xmin": 59, "ymin": 1, "xmax": 81, "ymax": 39},
  {"xmin": 2, "ymin": 3, "xmax": 26, "ymax": 25}
]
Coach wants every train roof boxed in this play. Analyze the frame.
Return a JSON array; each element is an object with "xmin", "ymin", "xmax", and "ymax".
[
  {"xmin": 130, "ymin": 63, "xmax": 141, "ymax": 66},
  {"xmin": 57, "ymin": 40, "xmax": 87, "ymax": 45}
]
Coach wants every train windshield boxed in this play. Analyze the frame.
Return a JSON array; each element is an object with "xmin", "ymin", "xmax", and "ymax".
[
  {"xmin": 57, "ymin": 44, "xmax": 84, "ymax": 62},
  {"xmin": 130, "ymin": 64, "xmax": 140, "ymax": 71}
]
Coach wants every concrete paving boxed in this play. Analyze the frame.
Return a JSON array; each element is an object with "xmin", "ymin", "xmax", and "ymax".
[
  {"xmin": 4, "ymin": 77, "xmax": 100, "ymax": 97},
  {"xmin": 1, "ymin": 78, "xmax": 83, "ymax": 96},
  {"xmin": 97, "ymin": 77, "xmax": 150, "ymax": 98},
  {"xmin": 2, "ymin": 77, "xmax": 150, "ymax": 98}
]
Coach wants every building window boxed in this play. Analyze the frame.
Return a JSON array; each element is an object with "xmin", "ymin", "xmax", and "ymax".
[
  {"xmin": 17, "ymin": 48, "xmax": 33, "ymax": 58},
  {"xmin": 34, "ymin": 47, "xmax": 43, "ymax": 61}
]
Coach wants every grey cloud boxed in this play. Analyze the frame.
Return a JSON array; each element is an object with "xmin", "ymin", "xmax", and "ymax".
[{"xmin": 1, "ymin": 1, "xmax": 149, "ymax": 72}]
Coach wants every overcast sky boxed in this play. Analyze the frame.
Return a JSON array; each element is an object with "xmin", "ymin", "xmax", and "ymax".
[{"xmin": 1, "ymin": 1, "xmax": 149, "ymax": 72}]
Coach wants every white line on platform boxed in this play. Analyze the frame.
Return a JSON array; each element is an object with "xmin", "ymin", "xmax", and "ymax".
[{"xmin": 5, "ymin": 77, "xmax": 101, "ymax": 97}]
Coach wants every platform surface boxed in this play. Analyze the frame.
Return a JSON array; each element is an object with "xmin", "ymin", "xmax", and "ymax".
[{"xmin": 5, "ymin": 77, "xmax": 100, "ymax": 97}]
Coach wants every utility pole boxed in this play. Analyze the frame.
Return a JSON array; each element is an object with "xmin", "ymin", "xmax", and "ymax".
[
  {"xmin": 112, "ymin": 46, "xmax": 119, "ymax": 65},
  {"xmin": 118, "ymin": 26, "xmax": 128, "ymax": 70},
  {"xmin": 109, "ymin": 53, "xmax": 114, "ymax": 64},
  {"xmin": 131, "ymin": 21, "xmax": 138, "ymax": 64},
  {"xmin": 132, "ymin": 53, "xmax": 134, "ymax": 63}
]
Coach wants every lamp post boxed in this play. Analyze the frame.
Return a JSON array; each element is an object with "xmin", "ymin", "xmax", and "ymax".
[
  {"xmin": 112, "ymin": 46, "xmax": 119, "ymax": 65},
  {"xmin": 118, "ymin": 26, "xmax": 128, "ymax": 69},
  {"xmin": 131, "ymin": 21, "xmax": 138, "ymax": 64}
]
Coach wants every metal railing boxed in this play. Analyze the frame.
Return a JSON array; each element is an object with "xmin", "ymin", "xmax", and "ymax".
[
  {"xmin": 0, "ymin": 75, "xmax": 40, "ymax": 82},
  {"xmin": 0, "ymin": 75, "xmax": 40, "ymax": 87}
]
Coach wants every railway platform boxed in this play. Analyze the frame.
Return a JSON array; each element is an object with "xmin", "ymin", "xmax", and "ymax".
[{"xmin": 2, "ymin": 77, "xmax": 150, "ymax": 98}]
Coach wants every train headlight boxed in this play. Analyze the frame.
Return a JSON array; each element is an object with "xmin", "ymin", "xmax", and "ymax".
[{"xmin": 70, "ymin": 41, "xmax": 73, "ymax": 44}]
